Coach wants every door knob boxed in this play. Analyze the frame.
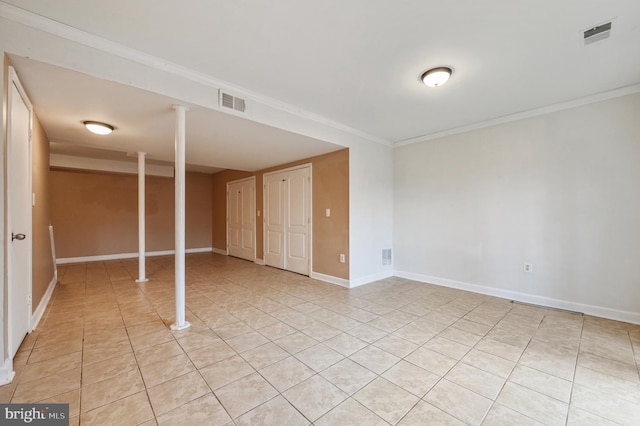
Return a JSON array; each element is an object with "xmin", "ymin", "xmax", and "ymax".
[{"xmin": 12, "ymin": 233, "xmax": 26, "ymax": 241}]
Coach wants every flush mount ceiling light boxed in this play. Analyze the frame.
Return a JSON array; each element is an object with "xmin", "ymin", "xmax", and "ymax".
[
  {"xmin": 421, "ymin": 67, "xmax": 453, "ymax": 88},
  {"xmin": 83, "ymin": 120, "xmax": 114, "ymax": 135}
]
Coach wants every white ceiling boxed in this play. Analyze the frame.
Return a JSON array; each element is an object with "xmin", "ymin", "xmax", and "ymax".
[
  {"xmin": 9, "ymin": 56, "xmax": 343, "ymax": 172},
  {"xmin": 4, "ymin": 1, "xmax": 640, "ymax": 171}
]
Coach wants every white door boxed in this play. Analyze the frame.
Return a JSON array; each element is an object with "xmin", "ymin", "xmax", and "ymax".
[
  {"xmin": 285, "ymin": 167, "xmax": 311, "ymax": 275},
  {"xmin": 227, "ymin": 178, "xmax": 255, "ymax": 261},
  {"xmin": 7, "ymin": 67, "xmax": 33, "ymax": 358},
  {"xmin": 263, "ymin": 165, "xmax": 311, "ymax": 275},
  {"xmin": 263, "ymin": 174, "xmax": 285, "ymax": 269}
]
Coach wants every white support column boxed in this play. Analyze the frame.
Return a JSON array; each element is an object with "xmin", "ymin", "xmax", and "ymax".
[
  {"xmin": 135, "ymin": 152, "xmax": 148, "ymax": 283},
  {"xmin": 171, "ymin": 105, "xmax": 190, "ymax": 331}
]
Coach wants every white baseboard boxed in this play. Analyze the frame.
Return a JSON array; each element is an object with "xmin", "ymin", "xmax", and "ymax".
[
  {"xmin": 186, "ymin": 247, "xmax": 213, "ymax": 254},
  {"xmin": 212, "ymin": 248, "xmax": 228, "ymax": 256},
  {"xmin": 31, "ymin": 275, "xmax": 57, "ymax": 331},
  {"xmin": 254, "ymin": 258, "xmax": 265, "ymax": 266},
  {"xmin": 0, "ymin": 357, "xmax": 15, "ymax": 386},
  {"xmin": 310, "ymin": 271, "xmax": 350, "ymax": 288},
  {"xmin": 394, "ymin": 270, "xmax": 640, "ymax": 325},
  {"xmin": 57, "ymin": 247, "xmax": 213, "ymax": 264},
  {"xmin": 349, "ymin": 269, "xmax": 394, "ymax": 288}
]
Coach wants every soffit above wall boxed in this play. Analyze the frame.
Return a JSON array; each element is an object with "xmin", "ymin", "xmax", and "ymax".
[{"xmin": 11, "ymin": 56, "xmax": 345, "ymax": 172}]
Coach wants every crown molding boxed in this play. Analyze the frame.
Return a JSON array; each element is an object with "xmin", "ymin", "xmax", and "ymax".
[
  {"xmin": 0, "ymin": 2, "xmax": 391, "ymax": 146},
  {"xmin": 394, "ymin": 83, "xmax": 640, "ymax": 147}
]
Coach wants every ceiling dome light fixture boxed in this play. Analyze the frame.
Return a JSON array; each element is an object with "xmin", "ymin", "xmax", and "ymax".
[
  {"xmin": 421, "ymin": 67, "xmax": 453, "ymax": 88},
  {"xmin": 83, "ymin": 120, "xmax": 114, "ymax": 135}
]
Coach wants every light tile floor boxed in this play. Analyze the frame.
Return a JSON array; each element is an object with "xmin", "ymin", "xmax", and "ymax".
[{"xmin": 2, "ymin": 253, "xmax": 640, "ymax": 425}]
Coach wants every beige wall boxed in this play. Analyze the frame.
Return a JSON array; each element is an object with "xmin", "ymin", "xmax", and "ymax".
[
  {"xmin": 31, "ymin": 114, "xmax": 54, "ymax": 311},
  {"xmin": 212, "ymin": 148, "xmax": 349, "ymax": 279},
  {"xmin": 50, "ymin": 170, "xmax": 212, "ymax": 259}
]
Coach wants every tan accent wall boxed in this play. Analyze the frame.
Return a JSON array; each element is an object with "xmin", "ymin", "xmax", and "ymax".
[
  {"xmin": 31, "ymin": 114, "xmax": 55, "ymax": 312},
  {"xmin": 310, "ymin": 149, "xmax": 349, "ymax": 278},
  {"xmin": 50, "ymin": 170, "xmax": 212, "ymax": 259},
  {"xmin": 211, "ymin": 148, "xmax": 349, "ymax": 279}
]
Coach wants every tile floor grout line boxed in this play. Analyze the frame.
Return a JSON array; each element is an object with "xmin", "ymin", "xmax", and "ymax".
[
  {"xmin": 118, "ymin": 270, "xmax": 160, "ymax": 426},
  {"xmin": 471, "ymin": 302, "xmax": 527, "ymax": 425},
  {"xmin": 77, "ymin": 270, "xmax": 86, "ymax": 424},
  {"xmin": 490, "ymin": 309, "xmax": 567, "ymax": 426},
  {"xmin": 565, "ymin": 316, "xmax": 586, "ymax": 426},
  {"xmin": 629, "ymin": 328, "xmax": 640, "ymax": 384}
]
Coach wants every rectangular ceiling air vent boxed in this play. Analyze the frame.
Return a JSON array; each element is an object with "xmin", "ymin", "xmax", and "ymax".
[
  {"xmin": 219, "ymin": 90, "xmax": 247, "ymax": 113},
  {"xmin": 583, "ymin": 21, "xmax": 612, "ymax": 45}
]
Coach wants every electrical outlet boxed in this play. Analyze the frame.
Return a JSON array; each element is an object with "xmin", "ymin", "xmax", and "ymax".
[
  {"xmin": 339, "ymin": 254, "xmax": 345, "ymax": 263},
  {"xmin": 524, "ymin": 263, "xmax": 533, "ymax": 273}
]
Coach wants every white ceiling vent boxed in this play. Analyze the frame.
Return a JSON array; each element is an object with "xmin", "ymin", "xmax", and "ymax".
[
  {"xmin": 219, "ymin": 90, "xmax": 247, "ymax": 114},
  {"xmin": 583, "ymin": 20, "xmax": 612, "ymax": 46}
]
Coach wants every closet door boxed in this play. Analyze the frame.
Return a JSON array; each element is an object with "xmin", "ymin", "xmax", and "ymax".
[
  {"xmin": 227, "ymin": 178, "xmax": 255, "ymax": 261},
  {"xmin": 263, "ymin": 173, "xmax": 285, "ymax": 269},
  {"xmin": 263, "ymin": 165, "xmax": 311, "ymax": 275},
  {"xmin": 285, "ymin": 167, "xmax": 310, "ymax": 275}
]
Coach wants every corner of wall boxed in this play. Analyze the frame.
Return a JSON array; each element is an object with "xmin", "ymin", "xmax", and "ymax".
[
  {"xmin": 348, "ymin": 269, "xmax": 394, "ymax": 288},
  {"xmin": 310, "ymin": 271, "xmax": 350, "ymax": 288}
]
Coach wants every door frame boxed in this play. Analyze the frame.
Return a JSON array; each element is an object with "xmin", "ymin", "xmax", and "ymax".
[
  {"xmin": 6, "ymin": 66, "xmax": 33, "ymax": 358},
  {"xmin": 262, "ymin": 163, "xmax": 312, "ymax": 274},
  {"xmin": 226, "ymin": 176, "xmax": 256, "ymax": 262}
]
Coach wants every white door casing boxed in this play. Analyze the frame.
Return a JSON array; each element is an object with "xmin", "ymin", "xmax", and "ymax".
[
  {"xmin": 7, "ymin": 67, "xmax": 33, "ymax": 359},
  {"xmin": 227, "ymin": 177, "xmax": 256, "ymax": 261},
  {"xmin": 263, "ymin": 165, "xmax": 311, "ymax": 275}
]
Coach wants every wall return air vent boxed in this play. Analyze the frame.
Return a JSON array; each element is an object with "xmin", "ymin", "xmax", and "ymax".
[
  {"xmin": 583, "ymin": 20, "xmax": 612, "ymax": 46},
  {"xmin": 382, "ymin": 248, "xmax": 392, "ymax": 265},
  {"xmin": 219, "ymin": 90, "xmax": 247, "ymax": 113}
]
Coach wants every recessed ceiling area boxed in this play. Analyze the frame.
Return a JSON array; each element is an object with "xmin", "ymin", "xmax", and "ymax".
[{"xmin": 9, "ymin": 55, "xmax": 345, "ymax": 173}]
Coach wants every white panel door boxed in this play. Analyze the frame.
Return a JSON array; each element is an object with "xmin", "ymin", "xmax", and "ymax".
[
  {"xmin": 227, "ymin": 178, "xmax": 255, "ymax": 261},
  {"xmin": 7, "ymin": 69, "xmax": 33, "ymax": 358},
  {"xmin": 285, "ymin": 167, "xmax": 310, "ymax": 275},
  {"xmin": 264, "ymin": 174, "xmax": 285, "ymax": 269},
  {"xmin": 228, "ymin": 184, "xmax": 241, "ymax": 256},
  {"xmin": 263, "ymin": 166, "xmax": 311, "ymax": 275}
]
